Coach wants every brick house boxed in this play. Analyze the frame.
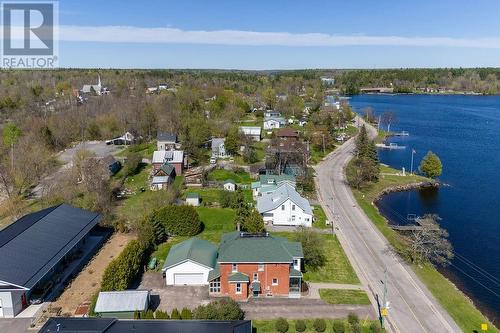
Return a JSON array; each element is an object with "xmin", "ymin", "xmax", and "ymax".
[
  {"xmin": 152, "ymin": 150, "xmax": 184, "ymax": 175},
  {"xmin": 208, "ymin": 231, "xmax": 303, "ymax": 300}
]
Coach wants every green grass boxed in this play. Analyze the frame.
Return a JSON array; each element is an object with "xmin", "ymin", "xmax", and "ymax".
[
  {"xmin": 253, "ymin": 141, "xmax": 267, "ymax": 162},
  {"xmin": 352, "ymin": 164, "xmax": 500, "ymax": 332},
  {"xmin": 183, "ymin": 188, "xmax": 254, "ymax": 206},
  {"xmin": 309, "ymin": 145, "xmax": 335, "ymax": 165},
  {"xmin": 196, "ymin": 207, "xmax": 236, "ymax": 244},
  {"xmin": 207, "ymin": 169, "xmax": 253, "ymax": 184},
  {"xmin": 252, "ymin": 318, "xmax": 383, "ymax": 333},
  {"xmin": 319, "ymin": 289, "xmax": 371, "ymax": 305},
  {"xmin": 116, "ymin": 142, "xmax": 156, "ymax": 158},
  {"xmin": 312, "ymin": 204, "xmax": 329, "ymax": 229},
  {"xmin": 275, "ymin": 232, "xmax": 359, "ymax": 285}
]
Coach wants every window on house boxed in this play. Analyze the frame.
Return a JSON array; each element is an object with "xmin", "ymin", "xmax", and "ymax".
[
  {"xmin": 272, "ymin": 278, "xmax": 278, "ymax": 285},
  {"xmin": 292, "ymin": 215, "xmax": 296, "ymax": 221},
  {"xmin": 253, "ymin": 273, "xmax": 258, "ymax": 281},
  {"xmin": 293, "ymin": 259, "xmax": 299, "ymax": 267},
  {"xmin": 281, "ymin": 205, "xmax": 285, "ymax": 211},
  {"xmin": 258, "ymin": 263, "xmax": 264, "ymax": 271},
  {"xmin": 236, "ymin": 283, "xmax": 242, "ymax": 294},
  {"xmin": 292, "ymin": 204, "xmax": 295, "ymax": 211},
  {"xmin": 305, "ymin": 218, "xmax": 309, "ymax": 222},
  {"xmin": 232, "ymin": 264, "xmax": 238, "ymax": 272},
  {"xmin": 209, "ymin": 278, "xmax": 221, "ymax": 293}
]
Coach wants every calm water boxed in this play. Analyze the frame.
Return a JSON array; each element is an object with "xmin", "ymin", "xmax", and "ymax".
[{"xmin": 350, "ymin": 94, "xmax": 500, "ymax": 324}]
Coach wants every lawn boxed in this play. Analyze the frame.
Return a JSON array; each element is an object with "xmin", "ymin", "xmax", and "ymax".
[
  {"xmin": 276, "ymin": 232, "xmax": 359, "ymax": 285},
  {"xmin": 252, "ymin": 318, "xmax": 383, "ymax": 333},
  {"xmin": 116, "ymin": 142, "xmax": 156, "ymax": 158},
  {"xmin": 352, "ymin": 164, "xmax": 500, "ymax": 333},
  {"xmin": 207, "ymin": 169, "xmax": 253, "ymax": 184},
  {"xmin": 319, "ymin": 289, "xmax": 371, "ymax": 305},
  {"xmin": 309, "ymin": 145, "xmax": 335, "ymax": 165},
  {"xmin": 196, "ymin": 206, "xmax": 237, "ymax": 244},
  {"xmin": 253, "ymin": 141, "xmax": 267, "ymax": 162},
  {"xmin": 183, "ymin": 187, "xmax": 254, "ymax": 205},
  {"xmin": 312, "ymin": 204, "xmax": 329, "ymax": 229}
]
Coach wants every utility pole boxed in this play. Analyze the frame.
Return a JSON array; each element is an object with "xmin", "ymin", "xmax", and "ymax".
[
  {"xmin": 381, "ymin": 269, "xmax": 389, "ymax": 330},
  {"xmin": 322, "ymin": 134, "xmax": 325, "ymax": 154},
  {"xmin": 377, "ymin": 115, "xmax": 381, "ymax": 131}
]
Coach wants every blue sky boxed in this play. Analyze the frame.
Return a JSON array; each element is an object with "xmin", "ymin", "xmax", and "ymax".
[{"xmin": 53, "ymin": 0, "xmax": 500, "ymax": 68}]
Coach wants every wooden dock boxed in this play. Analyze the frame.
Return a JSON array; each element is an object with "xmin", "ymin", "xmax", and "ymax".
[{"xmin": 390, "ymin": 217, "xmax": 439, "ymax": 231}]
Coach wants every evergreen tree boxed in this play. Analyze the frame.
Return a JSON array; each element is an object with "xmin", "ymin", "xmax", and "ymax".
[
  {"xmin": 241, "ymin": 209, "xmax": 265, "ymax": 233},
  {"xmin": 224, "ymin": 127, "xmax": 241, "ymax": 156},
  {"xmin": 419, "ymin": 151, "xmax": 442, "ymax": 178}
]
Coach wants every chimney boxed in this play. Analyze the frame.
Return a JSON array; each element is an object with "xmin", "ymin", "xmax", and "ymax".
[{"xmin": 236, "ymin": 222, "xmax": 241, "ymax": 232}]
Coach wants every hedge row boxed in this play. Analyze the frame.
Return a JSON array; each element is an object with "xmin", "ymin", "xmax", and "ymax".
[{"xmin": 152, "ymin": 205, "xmax": 202, "ymax": 236}]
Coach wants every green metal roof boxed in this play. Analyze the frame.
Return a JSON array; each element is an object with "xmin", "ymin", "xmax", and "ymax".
[
  {"xmin": 186, "ymin": 193, "xmax": 200, "ymax": 199},
  {"xmin": 162, "ymin": 237, "xmax": 217, "ymax": 270},
  {"xmin": 259, "ymin": 174, "xmax": 295, "ymax": 185},
  {"xmin": 251, "ymin": 281, "xmax": 261, "ymax": 292},
  {"xmin": 251, "ymin": 181, "xmax": 260, "ymax": 189},
  {"xmin": 155, "ymin": 162, "xmax": 175, "ymax": 176},
  {"xmin": 208, "ymin": 263, "xmax": 220, "ymax": 281},
  {"xmin": 228, "ymin": 272, "xmax": 249, "ymax": 283},
  {"xmin": 290, "ymin": 268, "xmax": 303, "ymax": 278},
  {"xmin": 218, "ymin": 231, "xmax": 303, "ymax": 263},
  {"xmin": 224, "ymin": 179, "xmax": 235, "ymax": 184}
]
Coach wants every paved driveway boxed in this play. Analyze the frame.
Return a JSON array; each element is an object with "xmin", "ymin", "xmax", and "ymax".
[
  {"xmin": 241, "ymin": 298, "xmax": 376, "ymax": 320},
  {"xmin": 0, "ymin": 318, "xmax": 32, "ymax": 333},
  {"xmin": 139, "ymin": 272, "xmax": 210, "ymax": 312}
]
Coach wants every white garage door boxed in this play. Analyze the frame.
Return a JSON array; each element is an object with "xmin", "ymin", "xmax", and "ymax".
[{"xmin": 174, "ymin": 273, "xmax": 205, "ymax": 285}]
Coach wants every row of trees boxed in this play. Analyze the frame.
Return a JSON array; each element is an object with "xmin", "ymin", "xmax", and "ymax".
[{"xmin": 347, "ymin": 125, "xmax": 379, "ymax": 188}]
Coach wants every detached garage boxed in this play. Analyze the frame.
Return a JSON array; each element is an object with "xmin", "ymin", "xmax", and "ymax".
[{"xmin": 162, "ymin": 238, "xmax": 217, "ymax": 286}]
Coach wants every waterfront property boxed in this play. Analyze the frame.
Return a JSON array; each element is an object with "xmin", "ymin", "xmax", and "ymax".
[
  {"xmin": 94, "ymin": 290, "xmax": 150, "ymax": 318},
  {"xmin": 257, "ymin": 183, "xmax": 313, "ymax": 227},
  {"xmin": 39, "ymin": 318, "xmax": 252, "ymax": 333},
  {"xmin": 0, "ymin": 204, "xmax": 102, "ymax": 318}
]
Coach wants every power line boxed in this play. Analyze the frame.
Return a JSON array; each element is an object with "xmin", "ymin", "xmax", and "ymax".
[{"xmin": 449, "ymin": 263, "xmax": 500, "ymax": 300}]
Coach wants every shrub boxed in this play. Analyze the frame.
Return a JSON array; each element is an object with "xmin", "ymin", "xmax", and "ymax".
[
  {"xmin": 100, "ymin": 240, "xmax": 147, "ymax": 291},
  {"xmin": 294, "ymin": 226, "xmax": 326, "ymax": 270},
  {"xmin": 351, "ymin": 323, "xmax": 361, "ymax": 333},
  {"xmin": 275, "ymin": 318, "xmax": 289, "ymax": 333},
  {"xmin": 180, "ymin": 307, "xmax": 192, "ymax": 319},
  {"xmin": 347, "ymin": 313, "xmax": 359, "ymax": 326},
  {"xmin": 332, "ymin": 320, "xmax": 345, "ymax": 333},
  {"xmin": 170, "ymin": 308, "xmax": 181, "ymax": 319},
  {"xmin": 219, "ymin": 191, "xmax": 235, "ymax": 208},
  {"xmin": 155, "ymin": 310, "xmax": 169, "ymax": 319},
  {"xmin": 193, "ymin": 298, "xmax": 244, "ymax": 320},
  {"xmin": 153, "ymin": 205, "xmax": 202, "ymax": 236},
  {"xmin": 370, "ymin": 322, "xmax": 381, "ymax": 333},
  {"xmin": 133, "ymin": 310, "xmax": 140, "ymax": 319},
  {"xmin": 295, "ymin": 319, "xmax": 306, "ymax": 332},
  {"xmin": 144, "ymin": 309, "xmax": 154, "ymax": 319},
  {"xmin": 313, "ymin": 318, "xmax": 326, "ymax": 333}
]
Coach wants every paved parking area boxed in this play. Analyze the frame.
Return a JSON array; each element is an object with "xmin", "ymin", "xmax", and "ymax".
[
  {"xmin": 139, "ymin": 272, "xmax": 210, "ymax": 312},
  {"xmin": 0, "ymin": 318, "xmax": 32, "ymax": 333}
]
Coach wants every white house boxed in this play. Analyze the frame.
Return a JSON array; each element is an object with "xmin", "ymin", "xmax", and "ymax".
[
  {"xmin": 257, "ymin": 183, "xmax": 313, "ymax": 227},
  {"xmin": 162, "ymin": 238, "xmax": 217, "ymax": 285},
  {"xmin": 211, "ymin": 138, "xmax": 231, "ymax": 158},
  {"xmin": 264, "ymin": 110, "xmax": 281, "ymax": 118},
  {"xmin": 239, "ymin": 126, "xmax": 261, "ymax": 141},
  {"xmin": 263, "ymin": 116, "xmax": 286, "ymax": 130},
  {"xmin": 223, "ymin": 180, "xmax": 236, "ymax": 192},
  {"xmin": 157, "ymin": 132, "xmax": 179, "ymax": 150}
]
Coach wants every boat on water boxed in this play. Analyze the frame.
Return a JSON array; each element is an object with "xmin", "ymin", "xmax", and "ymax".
[{"xmin": 375, "ymin": 142, "xmax": 406, "ymax": 150}]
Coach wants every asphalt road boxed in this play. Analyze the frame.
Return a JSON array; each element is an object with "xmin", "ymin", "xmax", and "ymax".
[{"xmin": 314, "ymin": 118, "xmax": 461, "ymax": 333}]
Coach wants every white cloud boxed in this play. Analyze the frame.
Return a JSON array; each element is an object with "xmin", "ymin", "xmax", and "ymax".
[{"xmin": 7, "ymin": 24, "xmax": 500, "ymax": 48}]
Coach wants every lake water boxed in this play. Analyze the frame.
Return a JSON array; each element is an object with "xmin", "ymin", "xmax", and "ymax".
[{"xmin": 350, "ymin": 94, "xmax": 500, "ymax": 323}]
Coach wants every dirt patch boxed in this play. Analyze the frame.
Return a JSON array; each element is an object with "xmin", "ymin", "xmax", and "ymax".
[{"xmin": 50, "ymin": 232, "xmax": 136, "ymax": 315}]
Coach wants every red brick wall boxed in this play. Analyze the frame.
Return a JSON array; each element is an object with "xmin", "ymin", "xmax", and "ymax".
[{"xmin": 219, "ymin": 262, "xmax": 290, "ymax": 300}]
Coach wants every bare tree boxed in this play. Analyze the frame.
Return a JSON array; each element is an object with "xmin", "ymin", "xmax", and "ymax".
[
  {"xmin": 380, "ymin": 111, "xmax": 397, "ymax": 132},
  {"xmin": 405, "ymin": 214, "xmax": 454, "ymax": 267}
]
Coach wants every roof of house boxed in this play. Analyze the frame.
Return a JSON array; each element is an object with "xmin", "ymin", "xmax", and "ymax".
[
  {"xmin": 152, "ymin": 176, "xmax": 170, "ymax": 184},
  {"xmin": 276, "ymin": 128, "xmax": 299, "ymax": 138},
  {"xmin": 163, "ymin": 237, "xmax": 218, "ymax": 270},
  {"xmin": 259, "ymin": 174, "xmax": 296, "ymax": 186},
  {"xmin": 152, "ymin": 150, "xmax": 184, "ymax": 164},
  {"xmin": 39, "ymin": 318, "xmax": 252, "ymax": 333},
  {"xmin": 186, "ymin": 193, "xmax": 200, "ymax": 199},
  {"xmin": 256, "ymin": 183, "xmax": 312, "ymax": 216},
  {"xmin": 264, "ymin": 116, "xmax": 286, "ymax": 123},
  {"xmin": 239, "ymin": 126, "xmax": 262, "ymax": 134},
  {"xmin": 224, "ymin": 179, "xmax": 235, "ymax": 185},
  {"xmin": 0, "ymin": 204, "xmax": 101, "ymax": 289},
  {"xmin": 157, "ymin": 132, "xmax": 177, "ymax": 143},
  {"xmin": 94, "ymin": 290, "xmax": 149, "ymax": 313},
  {"xmin": 217, "ymin": 231, "xmax": 303, "ymax": 263},
  {"xmin": 154, "ymin": 163, "xmax": 175, "ymax": 176},
  {"xmin": 228, "ymin": 272, "xmax": 249, "ymax": 283},
  {"xmin": 211, "ymin": 138, "xmax": 225, "ymax": 150}
]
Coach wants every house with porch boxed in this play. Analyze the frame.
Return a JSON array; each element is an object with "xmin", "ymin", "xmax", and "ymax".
[
  {"xmin": 162, "ymin": 232, "xmax": 304, "ymax": 300},
  {"xmin": 208, "ymin": 231, "xmax": 303, "ymax": 300},
  {"xmin": 256, "ymin": 183, "xmax": 313, "ymax": 227}
]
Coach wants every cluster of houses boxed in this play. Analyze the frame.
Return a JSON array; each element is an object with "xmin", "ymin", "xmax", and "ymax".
[{"xmin": 150, "ymin": 132, "xmax": 184, "ymax": 190}]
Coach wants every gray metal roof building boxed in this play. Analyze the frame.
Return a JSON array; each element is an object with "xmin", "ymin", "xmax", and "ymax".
[
  {"xmin": 39, "ymin": 318, "xmax": 252, "ymax": 333},
  {"xmin": 0, "ymin": 204, "xmax": 101, "ymax": 289}
]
